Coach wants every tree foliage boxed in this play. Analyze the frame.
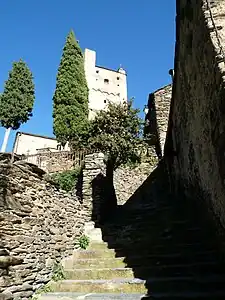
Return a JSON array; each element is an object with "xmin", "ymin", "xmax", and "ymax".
[
  {"xmin": 75, "ymin": 100, "xmax": 146, "ymax": 170},
  {"xmin": 0, "ymin": 59, "xmax": 35, "ymax": 129},
  {"xmin": 53, "ymin": 30, "xmax": 89, "ymax": 146}
]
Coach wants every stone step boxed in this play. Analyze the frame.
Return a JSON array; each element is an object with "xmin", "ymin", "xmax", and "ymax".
[
  {"xmin": 103, "ymin": 233, "xmax": 216, "ymax": 248},
  {"xmin": 63, "ymin": 257, "xmax": 126, "ymax": 269},
  {"xmin": 104, "ymin": 242, "xmax": 216, "ymax": 255},
  {"xmin": 86, "ymin": 240, "xmax": 217, "ymax": 255},
  {"xmin": 103, "ymin": 221, "xmax": 212, "ymax": 234},
  {"xmin": 63, "ymin": 251, "xmax": 218, "ymax": 270},
  {"xmin": 64, "ymin": 267, "xmax": 134, "ymax": 280},
  {"xmin": 144, "ymin": 275, "xmax": 225, "ymax": 293},
  {"xmin": 129, "ymin": 261, "xmax": 225, "ymax": 279},
  {"xmin": 48, "ymin": 275, "xmax": 225, "ymax": 295},
  {"xmin": 121, "ymin": 251, "xmax": 218, "ymax": 268},
  {"xmin": 102, "ymin": 226, "xmax": 203, "ymax": 238},
  {"xmin": 103, "ymin": 221, "xmax": 204, "ymax": 233},
  {"xmin": 88, "ymin": 242, "xmax": 109, "ymax": 251},
  {"xmin": 64, "ymin": 259, "xmax": 225, "ymax": 281},
  {"xmin": 103, "ymin": 229, "xmax": 205, "ymax": 243},
  {"xmin": 38, "ymin": 292, "xmax": 145, "ymax": 300},
  {"xmin": 49, "ymin": 279, "xmax": 147, "ymax": 294},
  {"xmin": 107, "ymin": 210, "xmax": 203, "ymax": 223},
  {"xmin": 112, "ymin": 206, "xmax": 172, "ymax": 217},
  {"xmin": 143, "ymin": 291, "xmax": 225, "ymax": 299},
  {"xmin": 102, "ymin": 238, "xmax": 209, "ymax": 250},
  {"xmin": 73, "ymin": 249, "xmax": 117, "ymax": 259}
]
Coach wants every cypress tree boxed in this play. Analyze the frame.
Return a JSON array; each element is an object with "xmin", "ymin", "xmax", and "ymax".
[
  {"xmin": 53, "ymin": 30, "xmax": 89, "ymax": 146},
  {"xmin": 0, "ymin": 60, "xmax": 35, "ymax": 152}
]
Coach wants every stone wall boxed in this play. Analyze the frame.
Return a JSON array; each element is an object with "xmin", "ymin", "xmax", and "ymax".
[
  {"xmin": 153, "ymin": 85, "xmax": 172, "ymax": 157},
  {"xmin": 145, "ymin": 84, "xmax": 172, "ymax": 158},
  {"xmin": 82, "ymin": 153, "xmax": 106, "ymax": 224},
  {"xmin": 114, "ymin": 162, "xmax": 157, "ymax": 205},
  {"xmin": 165, "ymin": 0, "xmax": 225, "ymax": 229},
  {"xmin": 0, "ymin": 155, "xmax": 89, "ymax": 299},
  {"xmin": 82, "ymin": 153, "xmax": 158, "ymax": 213}
]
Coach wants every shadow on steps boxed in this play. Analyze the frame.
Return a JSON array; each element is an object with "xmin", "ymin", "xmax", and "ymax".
[{"xmin": 92, "ymin": 162, "xmax": 225, "ymax": 298}]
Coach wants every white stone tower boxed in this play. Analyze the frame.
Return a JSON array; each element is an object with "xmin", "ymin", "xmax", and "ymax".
[{"xmin": 84, "ymin": 49, "xmax": 128, "ymax": 119}]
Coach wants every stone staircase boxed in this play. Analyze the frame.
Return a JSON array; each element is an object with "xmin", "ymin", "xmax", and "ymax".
[
  {"xmin": 38, "ymin": 169, "xmax": 225, "ymax": 299},
  {"xmin": 38, "ymin": 198, "xmax": 225, "ymax": 299},
  {"xmin": 38, "ymin": 240, "xmax": 146, "ymax": 299}
]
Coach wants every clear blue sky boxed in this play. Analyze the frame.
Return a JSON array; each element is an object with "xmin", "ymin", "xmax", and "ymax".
[{"xmin": 0, "ymin": 1, "xmax": 176, "ymax": 151}]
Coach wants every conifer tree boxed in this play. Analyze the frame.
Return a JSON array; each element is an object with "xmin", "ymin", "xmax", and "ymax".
[
  {"xmin": 53, "ymin": 30, "xmax": 89, "ymax": 146},
  {"xmin": 0, "ymin": 60, "xmax": 35, "ymax": 152}
]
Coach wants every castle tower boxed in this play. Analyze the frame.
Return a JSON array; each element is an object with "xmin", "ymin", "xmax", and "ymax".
[{"xmin": 84, "ymin": 49, "xmax": 128, "ymax": 119}]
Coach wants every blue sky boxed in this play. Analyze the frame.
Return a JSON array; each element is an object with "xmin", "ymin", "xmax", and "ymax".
[{"xmin": 0, "ymin": 1, "xmax": 176, "ymax": 151}]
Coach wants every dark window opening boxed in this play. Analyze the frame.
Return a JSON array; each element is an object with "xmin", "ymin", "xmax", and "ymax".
[
  {"xmin": 104, "ymin": 99, "xmax": 107, "ymax": 103},
  {"xmin": 104, "ymin": 79, "xmax": 109, "ymax": 84},
  {"xmin": 117, "ymin": 77, "xmax": 120, "ymax": 80},
  {"xmin": 96, "ymin": 70, "xmax": 99, "ymax": 73}
]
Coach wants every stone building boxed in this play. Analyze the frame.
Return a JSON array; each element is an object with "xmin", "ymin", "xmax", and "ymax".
[
  {"xmin": 13, "ymin": 132, "xmax": 70, "ymax": 156},
  {"xmin": 12, "ymin": 48, "xmax": 128, "ymax": 155},
  {"xmin": 84, "ymin": 49, "xmax": 127, "ymax": 119}
]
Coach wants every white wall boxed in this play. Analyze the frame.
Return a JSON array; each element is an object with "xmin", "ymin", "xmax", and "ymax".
[{"xmin": 14, "ymin": 133, "xmax": 70, "ymax": 155}]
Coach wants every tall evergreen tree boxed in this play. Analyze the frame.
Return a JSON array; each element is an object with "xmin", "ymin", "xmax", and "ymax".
[
  {"xmin": 53, "ymin": 30, "xmax": 89, "ymax": 146},
  {"xmin": 0, "ymin": 60, "xmax": 35, "ymax": 152}
]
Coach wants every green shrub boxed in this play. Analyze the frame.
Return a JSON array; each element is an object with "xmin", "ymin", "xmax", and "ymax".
[
  {"xmin": 52, "ymin": 262, "xmax": 65, "ymax": 281},
  {"xmin": 78, "ymin": 235, "xmax": 90, "ymax": 249},
  {"xmin": 46, "ymin": 167, "xmax": 81, "ymax": 192},
  {"xmin": 31, "ymin": 283, "xmax": 53, "ymax": 300},
  {"xmin": 31, "ymin": 262, "xmax": 65, "ymax": 299}
]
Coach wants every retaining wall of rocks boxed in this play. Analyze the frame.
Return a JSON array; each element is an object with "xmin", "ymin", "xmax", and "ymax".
[
  {"xmin": 0, "ymin": 156, "xmax": 89, "ymax": 299},
  {"xmin": 82, "ymin": 153, "xmax": 158, "ymax": 211}
]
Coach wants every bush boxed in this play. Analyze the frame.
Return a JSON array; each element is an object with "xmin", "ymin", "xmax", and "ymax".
[
  {"xmin": 47, "ymin": 167, "xmax": 81, "ymax": 192},
  {"xmin": 78, "ymin": 235, "xmax": 90, "ymax": 249},
  {"xmin": 52, "ymin": 262, "xmax": 65, "ymax": 281},
  {"xmin": 31, "ymin": 284, "xmax": 53, "ymax": 300}
]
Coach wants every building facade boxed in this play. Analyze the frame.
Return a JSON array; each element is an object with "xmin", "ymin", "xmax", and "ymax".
[
  {"xmin": 13, "ymin": 132, "xmax": 70, "ymax": 156},
  {"xmin": 84, "ymin": 49, "xmax": 127, "ymax": 119}
]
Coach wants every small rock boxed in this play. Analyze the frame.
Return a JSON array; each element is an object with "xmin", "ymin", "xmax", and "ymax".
[
  {"xmin": 0, "ymin": 249, "xmax": 9, "ymax": 256},
  {"xmin": 0, "ymin": 256, "xmax": 23, "ymax": 268},
  {"xmin": 13, "ymin": 291, "xmax": 33, "ymax": 298},
  {"xmin": 1, "ymin": 291, "xmax": 13, "ymax": 300}
]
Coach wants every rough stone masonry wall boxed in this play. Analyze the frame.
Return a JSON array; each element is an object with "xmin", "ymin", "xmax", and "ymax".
[
  {"xmin": 153, "ymin": 85, "xmax": 172, "ymax": 157},
  {"xmin": 82, "ymin": 153, "xmax": 158, "ymax": 212},
  {"xmin": 0, "ymin": 156, "xmax": 89, "ymax": 299},
  {"xmin": 165, "ymin": 0, "xmax": 225, "ymax": 229},
  {"xmin": 82, "ymin": 153, "xmax": 106, "ymax": 225},
  {"xmin": 114, "ymin": 162, "xmax": 157, "ymax": 205},
  {"xmin": 146, "ymin": 85, "xmax": 172, "ymax": 159}
]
